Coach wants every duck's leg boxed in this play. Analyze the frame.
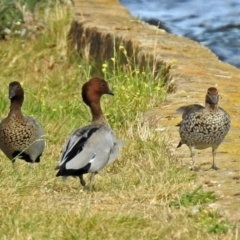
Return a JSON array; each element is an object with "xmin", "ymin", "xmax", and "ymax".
[
  {"xmin": 189, "ymin": 146, "xmax": 195, "ymax": 167},
  {"xmin": 11, "ymin": 157, "xmax": 19, "ymax": 170},
  {"xmin": 62, "ymin": 176, "xmax": 67, "ymax": 182},
  {"xmin": 211, "ymin": 147, "xmax": 219, "ymax": 170},
  {"xmin": 188, "ymin": 146, "xmax": 200, "ymax": 171},
  {"xmin": 79, "ymin": 174, "xmax": 86, "ymax": 187},
  {"xmin": 89, "ymin": 172, "xmax": 97, "ymax": 191},
  {"xmin": 11, "ymin": 160, "xmax": 16, "ymax": 169},
  {"xmin": 29, "ymin": 162, "xmax": 34, "ymax": 172}
]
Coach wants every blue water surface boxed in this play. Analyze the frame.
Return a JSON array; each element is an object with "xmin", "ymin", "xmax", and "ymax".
[{"xmin": 120, "ymin": 0, "xmax": 240, "ymax": 68}]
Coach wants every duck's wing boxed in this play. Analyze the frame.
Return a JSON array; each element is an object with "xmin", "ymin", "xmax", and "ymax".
[
  {"xmin": 177, "ymin": 104, "xmax": 204, "ymax": 119},
  {"xmin": 57, "ymin": 125, "xmax": 115, "ymax": 173},
  {"xmin": 176, "ymin": 104, "xmax": 204, "ymax": 127},
  {"xmin": 25, "ymin": 116, "xmax": 45, "ymax": 140},
  {"xmin": 59, "ymin": 125, "xmax": 100, "ymax": 166},
  {"xmin": 24, "ymin": 116, "xmax": 45, "ymax": 158}
]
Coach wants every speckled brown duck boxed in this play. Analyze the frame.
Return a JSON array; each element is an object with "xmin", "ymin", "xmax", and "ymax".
[
  {"xmin": 177, "ymin": 87, "xmax": 230, "ymax": 170},
  {"xmin": 0, "ymin": 81, "xmax": 45, "ymax": 167}
]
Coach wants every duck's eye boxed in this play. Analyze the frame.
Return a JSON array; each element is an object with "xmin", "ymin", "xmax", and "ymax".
[{"xmin": 101, "ymin": 83, "xmax": 105, "ymax": 87}]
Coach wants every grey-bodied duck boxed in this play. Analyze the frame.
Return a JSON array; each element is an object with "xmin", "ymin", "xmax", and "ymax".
[{"xmin": 55, "ymin": 77, "xmax": 122, "ymax": 189}]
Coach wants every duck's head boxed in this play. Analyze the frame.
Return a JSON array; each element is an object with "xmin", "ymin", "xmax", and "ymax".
[
  {"xmin": 9, "ymin": 81, "xmax": 24, "ymax": 100},
  {"xmin": 206, "ymin": 87, "xmax": 219, "ymax": 106},
  {"xmin": 82, "ymin": 77, "xmax": 114, "ymax": 105}
]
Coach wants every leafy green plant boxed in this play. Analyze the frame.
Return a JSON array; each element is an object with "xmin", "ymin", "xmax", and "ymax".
[
  {"xmin": 196, "ymin": 209, "xmax": 233, "ymax": 234},
  {"xmin": 0, "ymin": 0, "xmax": 56, "ymax": 39},
  {"xmin": 170, "ymin": 186, "xmax": 233, "ymax": 234},
  {"xmin": 0, "ymin": 1, "xmax": 22, "ymax": 37},
  {"xmin": 170, "ymin": 185, "xmax": 217, "ymax": 209}
]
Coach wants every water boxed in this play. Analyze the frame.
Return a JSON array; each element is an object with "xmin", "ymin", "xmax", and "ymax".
[{"xmin": 120, "ymin": 0, "xmax": 240, "ymax": 68}]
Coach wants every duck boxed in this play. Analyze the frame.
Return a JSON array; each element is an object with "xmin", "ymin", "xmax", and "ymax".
[
  {"xmin": 55, "ymin": 77, "xmax": 122, "ymax": 189},
  {"xmin": 0, "ymin": 81, "xmax": 45, "ymax": 167},
  {"xmin": 176, "ymin": 87, "xmax": 230, "ymax": 170}
]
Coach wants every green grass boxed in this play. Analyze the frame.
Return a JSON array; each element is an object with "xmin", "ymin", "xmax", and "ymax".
[
  {"xmin": 0, "ymin": 2, "xmax": 237, "ymax": 239},
  {"xmin": 170, "ymin": 185, "xmax": 217, "ymax": 209}
]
